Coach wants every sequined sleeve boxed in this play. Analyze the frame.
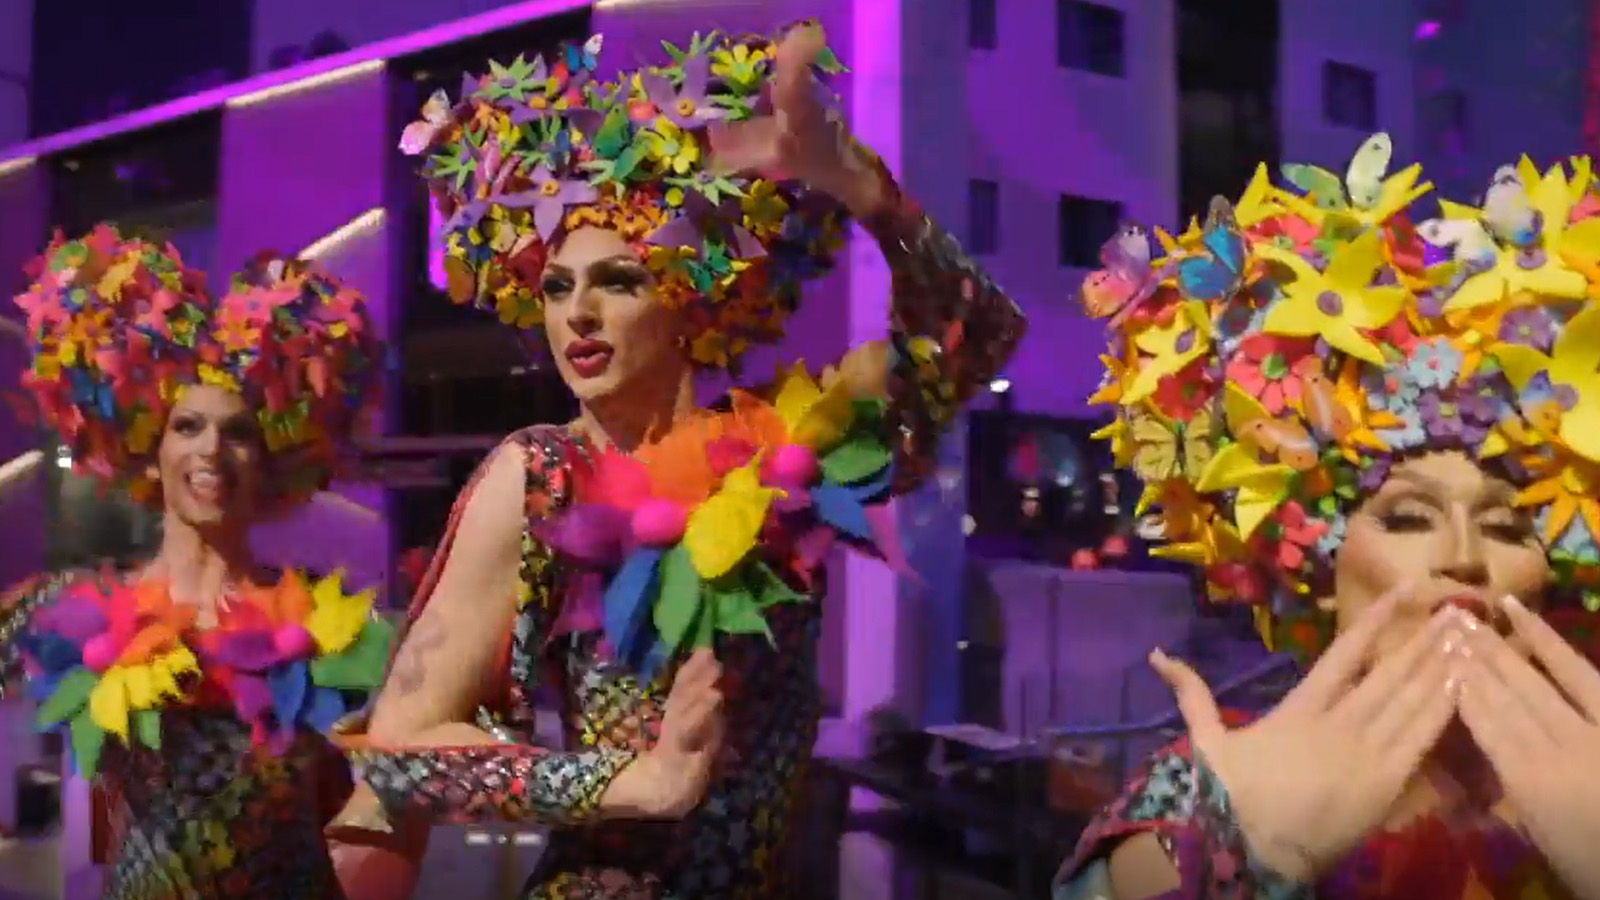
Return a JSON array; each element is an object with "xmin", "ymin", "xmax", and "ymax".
[
  {"xmin": 860, "ymin": 160, "xmax": 1026, "ymax": 495},
  {"xmin": 351, "ymin": 427, "xmax": 635, "ymax": 827},
  {"xmin": 1054, "ymin": 736, "xmax": 1311, "ymax": 900},
  {"xmin": 0, "ymin": 572, "xmax": 70, "ymax": 701}
]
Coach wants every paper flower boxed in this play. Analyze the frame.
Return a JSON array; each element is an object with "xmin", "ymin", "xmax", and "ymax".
[
  {"xmin": 1444, "ymin": 162, "xmax": 1592, "ymax": 312},
  {"xmin": 500, "ymin": 165, "xmax": 599, "ymax": 241},
  {"xmin": 200, "ymin": 570, "xmax": 392, "ymax": 752},
  {"xmin": 25, "ymin": 578, "xmax": 200, "ymax": 777},
  {"xmin": 1256, "ymin": 229, "xmax": 1407, "ymax": 364},
  {"xmin": 537, "ymin": 366, "xmax": 898, "ymax": 678}
]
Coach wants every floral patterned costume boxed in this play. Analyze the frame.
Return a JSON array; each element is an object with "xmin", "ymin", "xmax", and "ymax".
[
  {"xmin": 1054, "ymin": 727, "xmax": 1573, "ymax": 900},
  {"xmin": 0, "ymin": 569, "xmax": 391, "ymax": 900},
  {"xmin": 355, "ymin": 178, "xmax": 1024, "ymax": 898}
]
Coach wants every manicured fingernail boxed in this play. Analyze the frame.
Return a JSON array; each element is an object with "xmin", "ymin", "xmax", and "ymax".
[
  {"xmin": 1502, "ymin": 594, "xmax": 1527, "ymax": 616},
  {"xmin": 1441, "ymin": 629, "xmax": 1465, "ymax": 654}
]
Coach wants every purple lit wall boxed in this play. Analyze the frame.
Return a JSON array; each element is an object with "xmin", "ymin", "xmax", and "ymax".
[
  {"xmin": 251, "ymin": 0, "xmax": 533, "ymax": 74},
  {"xmin": 0, "ymin": 164, "xmax": 49, "ymax": 589},
  {"xmin": 215, "ymin": 68, "xmax": 398, "ymax": 593}
]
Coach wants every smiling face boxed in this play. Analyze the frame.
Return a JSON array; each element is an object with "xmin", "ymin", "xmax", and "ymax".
[
  {"xmin": 1330, "ymin": 451, "xmax": 1551, "ymax": 659},
  {"xmin": 539, "ymin": 226, "xmax": 689, "ymax": 406},
  {"xmin": 152, "ymin": 385, "xmax": 265, "ymax": 529}
]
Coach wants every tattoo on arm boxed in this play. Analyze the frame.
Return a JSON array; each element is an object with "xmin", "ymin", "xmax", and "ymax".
[{"xmin": 390, "ymin": 616, "xmax": 448, "ymax": 696}]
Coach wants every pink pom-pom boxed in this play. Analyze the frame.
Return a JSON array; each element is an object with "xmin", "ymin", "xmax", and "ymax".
[
  {"xmin": 631, "ymin": 499, "xmax": 688, "ymax": 547},
  {"xmin": 272, "ymin": 623, "xmax": 316, "ymax": 660},
  {"xmin": 768, "ymin": 443, "xmax": 818, "ymax": 487},
  {"xmin": 81, "ymin": 634, "xmax": 122, "ymax": 673}
]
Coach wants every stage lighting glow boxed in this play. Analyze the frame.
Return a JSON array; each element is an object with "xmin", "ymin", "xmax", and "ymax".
[
  {"xmin": 0, "ymin": 156, "xmax": 35, "ymax": 177},
  {"xmin": 228, "ymin": 60, "xmax": 386, "ymax": 108},
  {"xmin": 0, "ymin": 0, "xmax": 591, "ymax": 165}
]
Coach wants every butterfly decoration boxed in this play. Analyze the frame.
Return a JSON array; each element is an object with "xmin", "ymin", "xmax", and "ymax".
[
  {"xmin": 399, "ymin": 90, "xmax": 455, "ymax": 156},
  {"xmin": 1079, "ymin": 225, "xmax": 1174, "ymax": 324},
  {"xmin": 1220, "ymin": 382, "xmax": 1319, "ymax": 471},
  {"xmin": 1128, "ymin": 405, "xmax": 1216, "ymax": 483},
  {"xmin": 1280, "ymin": 132, "xmax": 1394, "ymax": 213},
  {"xmin": 564, "ymin": 34, "xmax": 604, "ymax": 78},
  {"xmin": 1479, "ymin": 164, "xmax": 1540, "ymax": 247},
  {"xmin": 1174, "ymin": 197, "xmax": 1248, "ymax": 302}
]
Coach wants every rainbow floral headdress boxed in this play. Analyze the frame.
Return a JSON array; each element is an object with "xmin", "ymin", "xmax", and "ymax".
[
  {"xmin": 401, "ymin": 29, "xmax": 852, "ymax": 369},
  {"xmin": 1085, "ymin": 133, "xmax": 1600, "ymax": 655},
  {"xmin": 17, "ymin": 226, "xmax": 380, "ymax": 504}
]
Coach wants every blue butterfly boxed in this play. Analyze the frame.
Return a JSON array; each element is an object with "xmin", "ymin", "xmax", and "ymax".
[
  {"xmin": 66, "ymin": 368, "xmax": 115, "ymax": 421},
  {"xmin": 1174, "ymin": 196, "xmax": 1247, "ymax": 302},
  {"xmin": 565, "ymin": 34, "xmax": 604, "ymax": 77}
]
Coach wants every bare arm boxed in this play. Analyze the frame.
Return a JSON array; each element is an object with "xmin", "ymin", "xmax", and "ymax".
[{"xmin": 351, "ymin": 441, "xmax": 679, "ymax": 825}]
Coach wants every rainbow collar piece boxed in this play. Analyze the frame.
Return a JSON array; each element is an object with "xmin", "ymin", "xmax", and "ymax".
[
  {"xmin": 20, "ymin": 570, "xmax": 391, "ymax": 773},
  {"xmin": 1086, "ymin": 134, "xmax": 1600, "ymax": 655},
  {"xmin": 537, "ymin": 366, "xmax": 898, "ymax": 677}
]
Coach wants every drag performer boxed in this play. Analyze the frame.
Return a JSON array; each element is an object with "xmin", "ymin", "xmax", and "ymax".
[
  {"xmin": 334, "ymin": 22, "xmax": 1024, "ymax": 899},
  {"xmin": 1056, "ymin": 139, "xmax": 1600, "ymax": 899},
  {"xmin": 0, "ymin": 227, "xmax": 387, "ymax": 899}
]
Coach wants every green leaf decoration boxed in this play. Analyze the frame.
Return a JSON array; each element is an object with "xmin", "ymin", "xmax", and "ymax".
[
  {"xmin": 851, "ymin": 397, "xmax": 887, "ymax": 429},
  {"xmin": 132, "ymin": 709, "xmax": 161, "ymax": 751},
  {"xmin": 590, "ymin": 106, "xmax": 631, "ymax": 158},
  {"xmin": 814, "ymin": 46, "xmax": 849, "ymax": 74},
  {"xmin": 37, "ymin": 668, "xmax": 97, "ymax": 729},
  {"xmin": 708, "ymin": 93, "xmax": 754, "ymax": 120},
  {"xmin": 660, "ymin": 40, "xmax": 687, "ymax": 64},
  {"xmin": 820, "ymin": 432, "xmax": 892, "ymax": 485},
  {"xmin": 309, "ymin": 617, "xmax": 396, "ymax": 690},
  {"xmin": 653, "ymin": 545, "xmax": 702, "ymax": 653},
  {"xmin": 710, "ymin": 581, "xmax": 774, "ymax": 644},
  {"xmin": 69, "ymin": 712, "xmax": 106, "ymax": 779},
  {"xmin": 613, "ymin": 144, "xmax": 648, "ymax": 182},
  {"xmin": 748, "ymin": 560, "xmax": 805, "ymax": 609}
]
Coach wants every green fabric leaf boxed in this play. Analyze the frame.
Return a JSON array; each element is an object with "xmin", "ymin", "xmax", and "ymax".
[
  {"xmin": 710, "ymin": 582, "xmax": 774, "ymax": 645},
  {"xmin": 69, "ymin": 713, "xmax": 106, "ymax": 779},
  {"xmin": 749, "ymin": 560, "xmax": 804, "ymax": 609},
  {"xmin": 653, "ymin": 545, "xmax": 702, "ymax": 654},
  {"xmin": 814, "ymin": 46, "xmax": 849, "ymax": 74},
  {"xmin": 132, "ymin": 709, "xmax": 161, "ymax": 751},
  {"xmin": 590, "ymin": 106, "xmax": 631, "ymax": 158},
  {"xmin": 820, "ymin": 432, "xmax": 891, "ymax": 485},
  {"xmin": 36, "ymin": 668, "xmax": 96, "ymax": 729},
  {"xmin": 309, "ymin": 617, "xmax": 396, "ymax": 690},
  {"xmin": 690, "ymin": 598, "xmax": 717, "ymax": 650}
]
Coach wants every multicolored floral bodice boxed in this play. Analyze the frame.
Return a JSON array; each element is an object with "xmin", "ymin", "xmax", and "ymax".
[
  {"xmin": 0, "ymin": 568, "xmax": 391, "ymax": 900},
  {"xmin": 357, "ymin": 180, "xmax": 1026, "ymax": 899},
  {"xmin": 1054, "ymin": 733, "xmax": 1574, "ymax": 900}
]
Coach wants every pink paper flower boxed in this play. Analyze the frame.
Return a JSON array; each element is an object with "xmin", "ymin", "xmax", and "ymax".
[{"xmin": 1225, "ymin": 334, "xmax": 1320, "ymax": 414}]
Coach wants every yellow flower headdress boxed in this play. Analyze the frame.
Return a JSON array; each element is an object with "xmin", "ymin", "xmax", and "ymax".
[{"xmin": 1084, "ymin": 134, "xmax": 1600, "ymax": 654}]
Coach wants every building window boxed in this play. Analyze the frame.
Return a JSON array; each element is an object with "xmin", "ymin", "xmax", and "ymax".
[
  {"xmin": 1057, "ymin": 1, "xmax": 1126, "ymax": 77},
  {"xmin": 1059, "ymin": 195, "xmax": 1122, "ymax": 268},
  {"xmin": 968, "ymin": 179, "xmax": 1000, "ymax": 255},
  {"xmin": 969, "ymin": 0, "xmax": 997, "ymax": 49},
  {"xmin": 1422, "ymin": 88, "xmax": 1468, "ymax": 157},
  {"xmin": 1322, "ymin": 61, "xmax": 1377, "ymax": 130}
]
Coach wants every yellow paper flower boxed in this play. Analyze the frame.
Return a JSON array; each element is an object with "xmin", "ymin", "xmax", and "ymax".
[
  {"xmin": 87, "ymin": 646, "xmax": 198, "ymax": 739},
  {"xmin": 303, "ymin": 571, "xmax": 376, "ymax": 655},
  {"xmin": 1233, "ymin": 163, "xmax": 1282, "ymax": 228},
  {"xmin": 1515, "ymin": 451, "xmax": 1600, "ymax": 548},
  {"xmin": 682, "ymin": 461, "xmax": 780, "ymax": 579},
  {"xmin": 769, "ymin": 363, "xmax": 855, "ymax": 452},
  {"xmin": 1123, "ymin": 302, "xmax": 1211, "ymax": 402},
  {"xmin": 1256, "ymin": 229, "xmax": 1406, "ymax": 364},
  {"xmin": 1196, "ymin": 443, "xmax": 1294, "ymax": 539},
  {"xmin": 1491, "ymin": 305, "xmax": 1600, "ymax": 462},
  {"xmin": 641, "ymin": 119, "xmax": 700, "ymax": 175},
  {"xmin": 1445, "ymin": 163, "xmax": 1590, "ymax": 312}
]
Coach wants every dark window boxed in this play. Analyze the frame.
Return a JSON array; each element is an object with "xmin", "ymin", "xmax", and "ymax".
[
  {"xmin": 967, "ymin": 179, "xmax": 1000, "ymax": 255},
  {"xmin": 1057, "ymin": 1, "xmax": 1126, "ymax": 77},
  {"xmin": 1322, "ymin": 61, "xmax": 1377, "ymax": 131},
  {"xmin": 1059, "ymin": 195, "xmax": 1122, "ymax": 268},
  {"xmin": 1421, "ymin": 88, "xmax": 1468, "ymax": 156},
  {"xmin": 969, "ymin": 0, "xmax": 997, "ymax": 49}
]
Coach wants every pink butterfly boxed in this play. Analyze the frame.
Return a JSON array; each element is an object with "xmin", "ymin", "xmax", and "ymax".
[
  {"xmin": 1077, "ymin": 225, "xmax": 1171, "ymax": 325},
  {"xmin": 398, "ymin": 90, "xmax": 454, "ymax": 156}
]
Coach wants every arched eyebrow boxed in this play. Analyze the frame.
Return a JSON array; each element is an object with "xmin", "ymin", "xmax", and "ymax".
[{"xmin": 1385, "ymin": 468, "xmax": 1516, "ymax": 508}]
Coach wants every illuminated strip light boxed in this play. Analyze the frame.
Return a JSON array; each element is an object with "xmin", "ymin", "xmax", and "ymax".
[
  {"xmin": 228, "ymin": 60, "xmax": 386, "ymax": 109},
  {"xmin": 300, "ymin": 207, "xmax": 387, "ymax": 260},
  {"xmin": 0, "ymin": 155, "xmax": 35, "ymax": 178},
  {"xmin": 0, "ymin": 0, "xmax": 592, "ymax": 165},
  {"xmin": 428, "ymin": 203, "xmax": 447, "ymax": 289}
]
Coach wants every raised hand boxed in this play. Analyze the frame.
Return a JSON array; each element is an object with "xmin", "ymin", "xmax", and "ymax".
[
  {"xmin": 1152, "ymin": 584, "xmax": 1464, "ymax": 882},
  {"xmin": 1455, "ymin": 595, "xmax": 1600, "ymax": 899}
]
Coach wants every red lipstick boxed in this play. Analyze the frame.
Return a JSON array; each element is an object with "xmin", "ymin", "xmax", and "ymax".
[{"xmin": 564, "ymin": 338, "xmax": 613, "ymax": 379}]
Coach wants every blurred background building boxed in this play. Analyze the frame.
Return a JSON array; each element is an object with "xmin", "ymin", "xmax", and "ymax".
[{"xmin": 0, "ymin": 0, "xmax": 1593, "ymax": 898}]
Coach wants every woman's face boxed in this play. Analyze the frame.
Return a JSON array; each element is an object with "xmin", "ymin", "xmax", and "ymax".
[
  {"xmin": 1331, "ymin": 451, "xmax": 1550, "ymax": 658},
  {"xmin": 152, "ymin": 385, "xmax": 264, "ymax": 528},
  {"xmin": 539, "ymin": 226, "xmax": 688, "ymax": 406}
]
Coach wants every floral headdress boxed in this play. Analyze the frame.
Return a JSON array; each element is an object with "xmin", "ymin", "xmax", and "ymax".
[
  {"xmin": 401, "ymin": 29, "xmax": 852, "ymax": 369},
  {"xmin": 17, "ymin": 226, "xmax": 380, "ymax": 505},
  {"xmin": 1085, "ymin": 134, "xmax": 1600, "ymax": 658}
]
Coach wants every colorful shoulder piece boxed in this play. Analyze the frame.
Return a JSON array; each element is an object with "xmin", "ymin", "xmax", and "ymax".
[{"xmin": 535, "ymin": 365, "xmax": 897, "ymax": 678}]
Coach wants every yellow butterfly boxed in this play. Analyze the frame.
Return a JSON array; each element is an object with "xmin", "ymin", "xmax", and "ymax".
[{"xmin": 1128, "ymin": 405, "xmax": 1216, "ymax": 484}]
